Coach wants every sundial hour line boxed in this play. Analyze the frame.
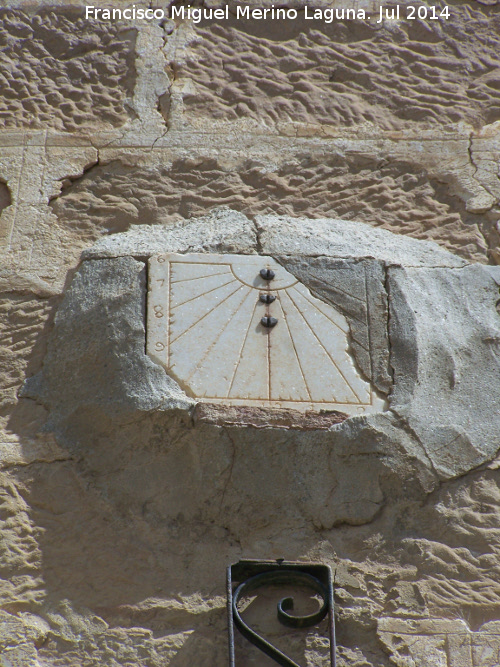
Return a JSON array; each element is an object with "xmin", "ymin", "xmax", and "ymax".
[{"xmin": 147, "ymin": 253, "xmax": 381, "ymax": 413}]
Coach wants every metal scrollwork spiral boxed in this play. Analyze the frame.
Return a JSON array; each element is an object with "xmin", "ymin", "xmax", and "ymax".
[{"xmin": 232, "ymin": 570, "xmax": 329, "ymax": 667}]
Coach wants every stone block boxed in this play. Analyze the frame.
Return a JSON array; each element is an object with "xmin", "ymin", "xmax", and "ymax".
[
  {"xmin": 388, "ymin": 264, "xmax": 500, "ymax": 478},
  {"xmin": 28, "ymin": 212, "xmax": 500, "ymax": 488},
  {"xmin": 22, "ymin": 255, "xmax": 193, "ymax": 428},
  {"xmin": 0, "ymin": 9, "xmax": 136, "ymax": 131},
  {"xmin": 179, "ymin": 8, "xmax": 500, "ymax": 130},
  {"xmin": 378, "ymin": 617, "xmax": 500, "ymax": 667}
]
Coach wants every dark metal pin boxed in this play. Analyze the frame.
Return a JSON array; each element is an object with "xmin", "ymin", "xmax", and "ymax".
[
  {"xmin": 259, "ymin": 294, "xmax": 276, "ymax": 304},
  {"xmin": 261, "ymin": 316, "xmax": 278, "ymax": 328},
  {"xmin": 260, "ymin": 269, "xmax": 275, "ymax": 281}
]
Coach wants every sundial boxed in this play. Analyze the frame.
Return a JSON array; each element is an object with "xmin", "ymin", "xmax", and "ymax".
[{"xmin": 147, "ymin": 253, "xmax": 384, "ymax": 415}]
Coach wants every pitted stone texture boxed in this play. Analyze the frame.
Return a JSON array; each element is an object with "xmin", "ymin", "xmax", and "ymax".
[
  {"xmin": 50, "ymin": 157, "xmax": 490, "ymax": 263},
  {"xmin": 17, "ymin": 217, "xmax": 500, "ymax": 667},
  {"xmin": 0, "ymin": 1, "xmax": 498, "ymax": 664},
  {"xmin": 22, "ymin": 256, "xmax": 193, "ymax": 427},
  {"xmin": 5, "ymin": 429, "xmax": 500, "ymax": 667},
  {"xmin": 34, "ymin": 599, "xmax": 200, "ymax": 667},
  {"xmin": 0, "ymin": 469, "xmax": 45, "ymax": 613},
  {"xmin": 3, "ymin": 424, "xmax": 388, "ymax": 664},
  {"xmin": 0, "ymin": 289, "xmax": 59, "ymax": 417},
  {"xmin": 416, "ymin": 473, "xmax": 500, "ymax": 619},
  {"xmin": 388, "ymin": 264, "xmax": 500, "ymax": 478},
  {"xmin": 180, "ymin": 7, "xmax": 500, "ymax": 129},
  {"xmin": 0, "ymin": 9, "xmax": 136, "ymax": 131},
  {"xmin": 0, "ymin": 611, "xmax": 49, "ymax": 667}
]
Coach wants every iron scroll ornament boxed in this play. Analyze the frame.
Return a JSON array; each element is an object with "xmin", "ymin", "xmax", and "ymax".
[{"xmin": 227, "ymin": 560, "xmax": 336, "ymax": 667}]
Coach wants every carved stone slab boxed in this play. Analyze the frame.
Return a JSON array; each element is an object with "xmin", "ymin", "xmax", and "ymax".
[{"xmin": 147, "ymin": 253, "xmax": 385, "ymax": 414}]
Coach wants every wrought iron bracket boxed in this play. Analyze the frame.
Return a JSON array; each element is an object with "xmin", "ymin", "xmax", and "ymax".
[{"xmin": 227, "ymin": 559, "xmax": 336, "ymax": 667}]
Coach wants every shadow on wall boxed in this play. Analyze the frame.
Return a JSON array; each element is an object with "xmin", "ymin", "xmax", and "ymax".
[
  {"xmin": 6, "ymin": 247, "xmax": 500, "ymax": 667},
  {"xmin": 8, "ymin": 254, "xmax": 398, "ymax": 664},
  {"xmin": 0, "ymin": 288, "xmax": 60, "ymax": 442},
  {"xmin": 11, "ymin": 403, "xmax": 395, "ymax": 665},
  {"xmin": 8, "ymin": 215, "xmax": 500, "ymax": 665},
  {"xmin": 0, "ymin": 179, "xmax": 11, "ymax": 215}
]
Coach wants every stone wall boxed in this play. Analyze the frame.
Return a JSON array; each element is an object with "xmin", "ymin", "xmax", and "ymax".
[{"xmin": 1, "ymin": 1, "xmax": 500, "ymax": 665}]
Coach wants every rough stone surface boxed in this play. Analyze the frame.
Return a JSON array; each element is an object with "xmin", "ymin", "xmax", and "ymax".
[
  {"xmin": 258, "ymin": 213, "xmax": 468, "ymax": 267},
  {"xmin": 14, "ymin": 209, "xmax": 500, "ymax": 665},
  {"xmin": 22, "ymin": 255, "xmax": 193, "ymax": 428},
  {"xmin": 0, "ymin": 610, "xmax": 49, "ymax": 666},
  {"xmin": 193, "ymin": 403, "xmax": 349, "ymax": 428},
  {"xmin": 181, "ymin": 9, "xmax": 500, "ymax": 129},
  {"xmin": 1, "ymin": 1, "xmax": 500, "ymax": 664},
  {"xmin": 83, "ymin": 208, "xmax": 258, "ymax": 259},
  {"xmin": 0, "ymin": 288, "xmax": 60, "ymax": 444},
  {"xmin": 389, "ymin": 264, "xmax": 500, "ymax": 478},
  {"xmin": 50, "ymin": 156, "xmax": 493, "ymax": 263},
  {"xmin": 378, "ymin": 618, "xmax": 500, "ymax": 666},
  {"xmin": 0, "ymin": 9, "xmax": 137, "ymax": 131},
  {"xmin": 86, "ymin": 208, "xmax": 467, "ymax": 267}
]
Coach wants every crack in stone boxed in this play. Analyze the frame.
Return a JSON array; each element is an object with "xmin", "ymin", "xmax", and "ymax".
[
  {"xmin": 252, "ymin": 218, "xmax": 264, "ymax": 253},
  {"xmin": 383, "ymin": 263, "xmax": 396, "ymax": 389},
  {"xmin": 48, "ymin": 155, "xmax": 101, "ymax": 205},
  {"xmin": 0, "ymin": 456, "xmax": 73, "ymax": 472}
]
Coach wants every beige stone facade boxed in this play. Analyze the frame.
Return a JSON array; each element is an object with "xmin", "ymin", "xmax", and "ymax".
[{"xmin": 1, "ymin": 1, "xmax": 500, "ymax": 665}]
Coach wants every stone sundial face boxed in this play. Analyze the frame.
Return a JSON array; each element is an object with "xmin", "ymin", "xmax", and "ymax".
[{"xmin": 147, "ymin": 253, "xmax": 384, "ymax": 414}]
